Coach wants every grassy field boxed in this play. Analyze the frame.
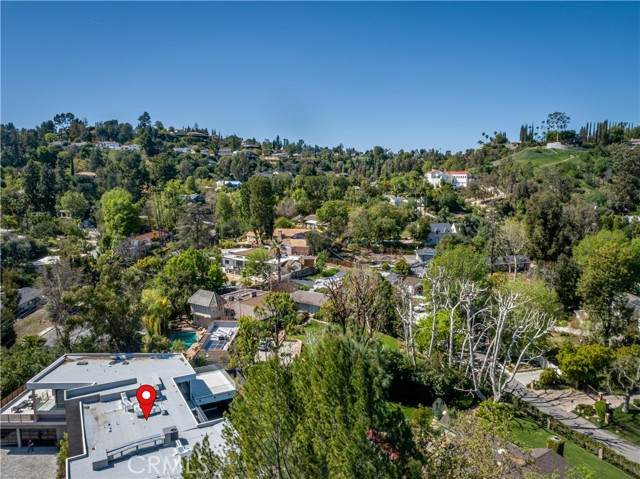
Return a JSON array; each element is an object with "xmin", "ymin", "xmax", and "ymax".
[
  {"xmin": 14, "ymin": 307, "xmax": 53, "ymax": 340},
  {"xmin": 510, "ymin": 413, "xmax": 632, "ymax": 479},
  {"xmin": 586, "ymin": 405, "xmax": 640, "ymax": 447},
  {"xmin": 387, "ymin": 401, "xmax": 419, "ymax": 419},
  {"xmin": 507, "ymin": 147, "xmax": 585, "ymax": 167}
]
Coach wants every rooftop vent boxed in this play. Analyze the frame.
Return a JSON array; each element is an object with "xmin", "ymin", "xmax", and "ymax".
[{"xmin": 77, "ymin": 361, "xmax": 89, "ymax": 366}]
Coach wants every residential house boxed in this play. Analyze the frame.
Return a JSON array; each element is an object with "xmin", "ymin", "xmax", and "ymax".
[
  {"xmin": 173, "ymin": 147, "xmax": 194, "ymax": 154},
  {"xmin": 221, "ymin": 289, "xmax": 268, "ymax": 319},
  {"xmin": 247, "ymin": 228, "xmax": 312, "ymax": 256},
  {"xmin": 221, "ymin": 249, "xmax": 255, "ymax": 274},
  {"xmin": 425, "ymin": 169, "xmax": 472, "ymax": 188},
  {"xmin": 303, "ymin": 215, "xmax": 320, "ymax": 230},
  {"xmin": 383, "ymin": 194, "xmax": 408, "ymax": 207},
  {"xmin": 188, "ymin": 289, "xmax": 227, "ymax": 328},
  {"xmin": 120, "ymin": 144, "xmax": 140, "ymax": 151},
  {"xmin": 426, "ymin": 223, "xmax": 458, "ymax": 246},
  {"xmin": 0, "ymin": 353, "xmax": 235, "ymax": 479},
  {"xmin": 76, "ymin": 171, "xmax": 96, "ymax": 179},
  {"xmin": 291, "ymin": 290, "xmax": 328, "ymax": 315},
  {"xmin": 488, "ymin": 255, "xmax": 532, "ymax": 273},
  {"xmin": 97, "ymin": 141, "xmax": 121, "ymax": 150},
  {"xmin": 415, "ymin": 248, "xmax": 436, "ymax": 263},
  {"xmin": 16, "ymin": 287, "xmax": 43, "ymax": 317},
  {"xmin": 217, "ymin": 148, "xmax": 233, "ymax": 156},
  {"xmin": 215, "ymin": 180, "xmax": 242, "ymax": 190},
  {"xmin": 31, "ymin": 255, "xmax": 60, "ymax": 272}
]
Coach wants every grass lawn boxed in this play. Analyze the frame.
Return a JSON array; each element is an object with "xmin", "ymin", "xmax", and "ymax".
[
  {"xmin": 586, "ymin": 404, "xmax": 640, "ymax": 447},
  {"xmin": 288, "ymin": 320, "xmax": 328, "ymax": 342},
  {"xmin": 387, "ymin": 401, "xmax": 419, "ymax": 419},
  {"xmin": 510, "ymin": 413, "xmax": 632, "ymax": 479},
  {"xmin": 376, "ymin": 333, "xmax": 400, "ymax": 351},
  {"xmin": 506, "ymin": 147, "xmax": 586, "ymax": 170},
  {"xmin": 14, "ymin": 307, "xmax": 53, "ymax": 340}
]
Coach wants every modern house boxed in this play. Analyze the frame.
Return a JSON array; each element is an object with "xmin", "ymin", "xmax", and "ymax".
[
  {"xmin": 221, "ymin": 289, "xmax": 268, "ymax": 319},
  {"xmin": 426, "ymin": 223, "xmax": 458, "ymax": 246},
  {"xmin": 303, "ymin": 215, "xmax": 320, "ymax": 230},
  {"xmin": 425, "ymin": 169, "xmax": 472, "ymax": 188},
  {"xmin": 0, "ymin": 354, "xmax": 236, "ymax": 479},
  {"xmin": 383, "ymin": 194, "xmax": 408, "ymax": 207},
  {"xmin": 173, "ymin": 147, "xmax": 195, "ymax": 154}
]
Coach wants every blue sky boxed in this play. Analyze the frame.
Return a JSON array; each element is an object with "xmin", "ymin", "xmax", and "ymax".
[{"xmin": 2, "ymin": 2, "xmax": 638, "ymax": 152}]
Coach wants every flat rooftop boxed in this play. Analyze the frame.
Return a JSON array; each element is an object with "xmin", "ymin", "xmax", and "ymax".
[
  {"xmin": 28, "ymin": 354, "xmax": 195, "ymax": 390},
  {"xmin": 25, "ymin": 354, "xmax": 235, "ymax": 479}
]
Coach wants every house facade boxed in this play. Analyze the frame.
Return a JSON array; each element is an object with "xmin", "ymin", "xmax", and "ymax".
[
  {"xmin": 425, "ymin": 170, "xmax": 471, "ymax": 188},
  {"xmin": 426, "ymin": 223, "xmax": 458, "ymax": 246}
]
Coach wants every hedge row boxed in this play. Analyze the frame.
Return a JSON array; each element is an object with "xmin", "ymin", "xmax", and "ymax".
[{"xmin": 505, "ymin": 393, "xmax": 640, "ymax": 479}]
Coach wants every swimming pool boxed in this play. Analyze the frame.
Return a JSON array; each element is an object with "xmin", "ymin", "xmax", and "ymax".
[{"xmin": 170, "ymin": 331, "xmax": 198, "ymax": 349}]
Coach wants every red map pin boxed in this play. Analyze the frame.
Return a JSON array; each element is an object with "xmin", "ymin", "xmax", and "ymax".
[{"xmin": 136, "ymin": 385, "xmax": 157, "ymax": 420}]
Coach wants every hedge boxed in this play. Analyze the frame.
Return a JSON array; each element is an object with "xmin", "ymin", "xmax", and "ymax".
[{"xmin": 506, "ymin": 393, "xmax": 640, "ymax": 479}]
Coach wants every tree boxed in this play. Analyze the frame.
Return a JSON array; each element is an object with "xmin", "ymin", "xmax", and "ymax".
[
  {"xmin": 58, "ymin": 191, "xmax": 90, "ymax": 220},
  {"xmin": 241, "ymin": 248, "xmax": 273, "ymax": 288},
  {"xmin": 524, "ymin": 191, "xmax": 567, "ymax": 262},
  {"xmin": 240, "ymin": 176, "xmax": 275, "ymax": 244},
  {"xmin": 228, "ymin": 316, "xmax": 270, "ymax": 370},
  {"xmin": 99, "ymin": 188, "xmax": 141, "ymax": 246},
  {"xmin": 499, "ymin": 218, "xmax": 528, "ymax": 278},
  {"xmin": 557, "ymin": 344, "xmax": 614, "ymax": 389},
  {"xmin": 137, "ymin": 111, "xmax": 151, "ymax": 129},
  {"xmin": 0, "ymin": 336, "xmax": 53, "ymax": 397},
  {"xmin": 255, "ymin": 292, "xmax": 296, "ymax": 346},
  {"xmin": 394, "ymin": 258, "xmax": 410, "ymax": 276},
  {"xmin": 574, "ymin": 231, "xmax": 640, "ymax": 343},
  {"xmin": 316, "ymin": 200, "xmax": 349, "ymax": 241},
  {"xmin": 606, "ymin": 345, "xmax": 640, "ymax": 413},
  {"xmin": 546, "ymin": 112, "xmax": 571, "ymax": 142},
  {"xmin": 161, "ymin": 248, "xmax": 226, "ymax": 315},
  {"xmin": 0, "ymin": 271, "xmax": 20, "ymax": 347},
  {"xmin": 609, "ymin": 146, "xmax": 640, "ymax": 213},
  {"xmin": 191, "ymin": 335, "xmax": 418, "ymax": 479}
]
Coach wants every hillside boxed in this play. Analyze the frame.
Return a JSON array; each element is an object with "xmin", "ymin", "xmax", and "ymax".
[{"xmin": 507, "ymin": 147, "xmax": 586, "ymax": 168}]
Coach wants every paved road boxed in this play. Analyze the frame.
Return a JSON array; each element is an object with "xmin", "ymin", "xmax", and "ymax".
[{"xmin": 508, "ymin": 379, "xmax": 640, "ymax": 464}]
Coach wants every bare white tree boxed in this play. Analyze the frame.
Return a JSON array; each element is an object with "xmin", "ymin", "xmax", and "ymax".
[
  {"xmin": 500, "ymin": 218, "xmax": 529, "ymax": 279},
  {"xmin": 480, "ymin": 289, "xmax": 556, "ymax": 402},
  {"xmin": 423, "ymin": 265, "xmax": 446, "ymax": 358},
  {"xmin": 394, "ymin": 281, "xmax": 417, "ymax": 366}
]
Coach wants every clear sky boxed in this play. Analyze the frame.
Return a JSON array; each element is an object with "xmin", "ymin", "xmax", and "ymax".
[{"xmin": 2, "ymin": 1, "xmax": 638, "ymax": 152}]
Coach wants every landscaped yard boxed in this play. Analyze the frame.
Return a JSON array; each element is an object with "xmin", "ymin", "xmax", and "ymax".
[
  {"xmin": 387, "ymin": 401, "xmax": 418, "ymax": 419},
  {"xmin": 510, "ymin": 413, "xmax": 632, "ymax": 479},
  {"xmin": 586, "ymin": 404, "xmax": 640, "ymax": 447},
  {"xmin": 509, "ymin": 147, "xmax": 584, "ymax": 167}
]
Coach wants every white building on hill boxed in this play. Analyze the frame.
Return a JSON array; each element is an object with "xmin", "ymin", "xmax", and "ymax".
[{"xmin": 425, "ymin": 169, "xmax": 472, "ymax": 188}]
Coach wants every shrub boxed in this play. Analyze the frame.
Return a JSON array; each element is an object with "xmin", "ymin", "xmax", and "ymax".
[
  {"xmin": 432, "ymin": 398, "xmax": 446, "ymax": 420},
  {"xmin": 574, "ymin": 404, "xmax": 596, "ymax": 417},
  {"xmin": 594, "ymin": 400, "xmax": 607, "ymax": 421},
  {"xmin": 537, "ymin": 367, "xmax": 563, "ymax": 388},
  {"xmin": 632, "ymin": 398, "xmax": 640, "ymax": 408},
  {"xmin": 546, "ymin": 436, "xmax": 565, "ymax": 456},
  {"xmin": 56, "ymin": 433, "xmax": 68, "ymax": 479}
]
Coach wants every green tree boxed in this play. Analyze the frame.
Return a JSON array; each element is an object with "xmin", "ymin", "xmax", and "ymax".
[
  {"xmin": 99, "ymin": 188, "xmax": 141, "ymax": 246},
  {"xmin": 606, "ymin": 345, "xmax": 640, "ymax": 413},
  {"xmin": 161, "ymin": 248, "xmax": 226, "ymax": 315},
  {"xmin": 1, "ymin": 336, "xmax": 53, "ymax": 397},
  {"xmin": 59, "ymin": 191, "xmax": 90, "ymax": 220},
  {"xmin": 240, "ymin": 176, "xmax": 275, "ymax": 244},
  {"xmin": 574, "ymin": 231, "xmax": 640, "ymax": 343},
  {"xmin": 241, "ymin": 248, "xmax": 273, "ymax": 288},
  {"xmin": 316, "ymin": 200, "xmax": 349, "ymax": 241},
  {"xmin": 609, "ymin": 146, "xmax": 640, "ymax": 213},
  {"xmin": 524, "ymin": 191, "xmax": 568, "ymax": 262},
  {"xmin": 0, "ymin": 271, "xmax": 20, "ymax": 347},
  {"xmin": 394, "ymin": 258, "xmax": 411, "ymax": 276},
  {"xmin": 557, "ymin": 344, "xmax": 614, "ymax": 388},
  {"xmin": 192, "ymin": 335, "xmax": 418, "ymax": 478}
]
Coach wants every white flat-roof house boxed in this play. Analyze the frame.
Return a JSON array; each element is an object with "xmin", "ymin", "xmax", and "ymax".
[
  {"xmin": 0, "ymin": 354, "xmax": 236, "ymax": 478},
  {"xmin": 425, "ymin": 169, "xmax": 472, "ymax": 188}
]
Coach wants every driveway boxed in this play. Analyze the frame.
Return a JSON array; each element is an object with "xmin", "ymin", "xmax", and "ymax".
[
  {"xmin": 508, "ymin": 379, "xmax": 640, "ymax": 464},
  {"xmin": 0, "ymin": 447, "xmax": 58, "ymax": 479}
]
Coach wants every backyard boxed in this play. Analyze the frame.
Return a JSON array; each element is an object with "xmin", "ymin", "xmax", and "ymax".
[{"xmin": 510, "ymin": 413, "xmax": 632, "ymax": 479}]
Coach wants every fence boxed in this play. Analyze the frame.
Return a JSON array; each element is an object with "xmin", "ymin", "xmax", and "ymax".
[{"xmin": 0, "ymin": 384, "xmax": 27, "ymax": 409}]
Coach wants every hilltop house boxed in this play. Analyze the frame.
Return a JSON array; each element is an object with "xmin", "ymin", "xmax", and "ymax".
[
  {"xmin": 426, "ymin": 170, "xmax": 472, "ymax": 188},
  {"xmin": 426, "ymin": 223, "xmax": 458, "ymax": 246}
]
